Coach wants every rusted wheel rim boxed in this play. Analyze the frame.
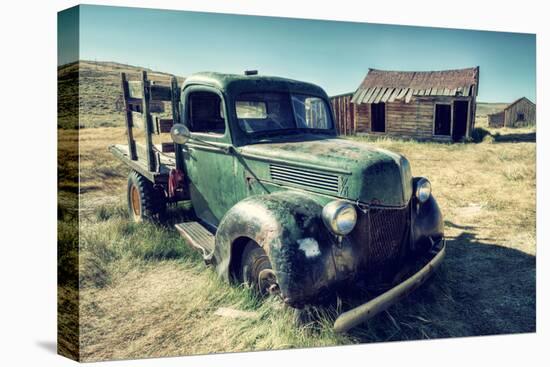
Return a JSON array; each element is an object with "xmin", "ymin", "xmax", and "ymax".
[{"xmin": 130, "ymin": 185, "xmax": 141, "ymax": 219}]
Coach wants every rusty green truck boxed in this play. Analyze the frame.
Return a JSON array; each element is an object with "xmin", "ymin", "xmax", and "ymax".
[{"xmin": 110, "ymin": 70, "xmax": 445, "ymax": 332}]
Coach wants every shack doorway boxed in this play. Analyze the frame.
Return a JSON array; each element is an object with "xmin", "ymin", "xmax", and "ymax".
[
  {"xmin": 434, "ymin": 104, "xmax": 451, "ymax": 136},
  {"xmin": 452, "ymin": 101, "xmax": 469, "ymax": 141}
]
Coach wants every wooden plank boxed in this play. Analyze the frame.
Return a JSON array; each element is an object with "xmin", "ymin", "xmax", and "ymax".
[
  {"xmin": 356, "ymin": 88, "xmax": 369, "ymax": 104},
  {"xmin": 367, "ymin": 88, "xmax": 380, "ymax": 104},
  {"xmin": 360, "ymin": 88, "xmax": 373, "ymax": 104},
  {"xmin": 109, "ymin": 144, "xmax": 169, "ymax": 184},
  {"xmin": 131, "ymin": 111, "xmax": 144, "ymax": 129},
  {"xmin": 396, "ymin": 88, "xmax": 408, "ymax": 100},
  {"xmin": 127, "ymin": 81, "xmax": 143, "ymax": 99},
  {"xmin": 405, "ymin": 89, "xmax": 414, "ymax": 103},
  {"xmin": 127, "ymin": 97, "xmax": 165, "ymax": 113},
  {"xmin": 135, "ymin": 141, "xmax": 148, "ymax": 159},
  {"xmin": 387, "ymin": 106, "xmax": 433, "ymax": 112},
  {"xmin": 351, "ymin": 101, "xmax": 357, "ymax": 133},
  {"xmin": 170, "ymin": 76, "xmax": 181, "ymax": 126},
  {"xmin": 156, "ymin": 117, "xmax": 174, "ymax": 133},
  {"xmin": 150, "ymin": 84, "xmax": 172, "ymax": 101},
  {"xmin": 142, "ymin": 71, "xmax": 157, "ymax": 172},
  {"xmin": 351, "ymin": 89, "xmax": 367, "ymax": 103},
  {"xmin": 380, "ymin": 88, "xmax": 394, "ymax": 103},
  {"xmin": 388, "ymin": 88, "xmax": 401, "ymax": 103},
  {"xmin": 126, "ymin": 97, "xmax": 143, "ymax": 112},
  {"xmin": 356, "ymin": 89, "xmax": 368, "ymax": 104},
  {"xmin": 128, "ymin": 80, "xmax": 172, "ymax": 101},
  {"xmin": 361, "ymin": 88, "xmax": 375, "ymax": 104},
  {"xmin": 121, "ymin": 73, "xmax": 137, "ymax": 160},
  {"xmin": 387, "ymin": 108, "xmax": 434, "ymax": 115},
  {"xmin": 373, "ymin": 88, "xmax": 387, "ymax": 104}
]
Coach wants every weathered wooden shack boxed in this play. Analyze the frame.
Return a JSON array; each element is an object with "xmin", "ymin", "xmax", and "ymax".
[
  {"xmin": 330, "ymin": 93, "xmax": 355, "ymax": 135},
  {"xmin": 488, "ymin": 97, "xmax": 535, "ymax": 128},
  {"xmin": 345, "ymin": 67, "xmax": 479, "ymax": 141}
]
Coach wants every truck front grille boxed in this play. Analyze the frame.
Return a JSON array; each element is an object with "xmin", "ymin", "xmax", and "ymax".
[
  {"xmin": 352, "ymin": 205, "xmax": 410, "ymax": 273},
  {"xmin": 368, "ymin": 206, "xmax": 409, "ymax": 268},
  {"xmin": 269, "ymin": 164, "xmax": 340, "ymax": 194}
]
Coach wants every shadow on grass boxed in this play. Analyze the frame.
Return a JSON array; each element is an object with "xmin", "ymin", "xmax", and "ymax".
[
  {"xmin": 347, "ymin": 222, "xmax": 535, "ymax": 342},
  {"xmin": 493, "ymin": 131, "xmax": 536, "ymax": 143}
]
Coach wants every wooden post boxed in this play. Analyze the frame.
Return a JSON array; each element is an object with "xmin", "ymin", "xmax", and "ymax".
[
  {"xmin": 141, "ymin": 71, "xmax": 157, "ymax": 172},
  {"xmin": 170, "ymin": 76, "xmax": 184, "ymax": 170},
  {"xmin": 352, "ymin": 101, "xmax": 357, "ymax": 135},
  {"xmin": 121, "ymin": 72, "xmax": 137, "ymax": 160}
]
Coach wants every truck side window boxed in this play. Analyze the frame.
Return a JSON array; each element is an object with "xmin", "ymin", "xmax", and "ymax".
[{"xmin": 187, "ymin": 91, "xmax": 225, "ymax": 135}]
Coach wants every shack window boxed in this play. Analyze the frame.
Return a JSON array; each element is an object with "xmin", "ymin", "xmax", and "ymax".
[
  {"xmin": 371, "ymin": 103, "xmax": 385, "ymax": 132},
  {"xmin": 516, "ymin": 112, "xmax": 525, "ymax": 122},
  {"xmin": 434, "ymin": 104, "xmax": 451, "ymax": 136},
  {"xmin": 187, "ymin": 91, "xmax": 225, "ymax": 135}
]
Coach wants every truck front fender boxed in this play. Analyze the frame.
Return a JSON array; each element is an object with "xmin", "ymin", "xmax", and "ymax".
[
  {"xmin": 213, "ymin": 191, "xmax": 336, "ymax": 306},
  {"xmin": 411, "ymin": 194, "xmax": 445, "ymax": 253}
]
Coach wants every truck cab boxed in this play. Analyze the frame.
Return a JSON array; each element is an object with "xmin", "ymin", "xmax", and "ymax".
[{"xmin": 178, "ymin": 72, "xmax": 337, "ymax": 228}]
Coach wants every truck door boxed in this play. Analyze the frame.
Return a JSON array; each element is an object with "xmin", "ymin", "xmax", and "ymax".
[{"xmin": 181, "ymin": 87, "xmax": 237, "ymax": 229}]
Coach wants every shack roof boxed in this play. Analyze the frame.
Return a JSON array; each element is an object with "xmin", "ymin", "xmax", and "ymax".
[
  {"xmin": 352, "ymin": 67, "xmax": 479, "ymax": 104},
  {"xmin": 505, "ymin": 97, "xmax": 535, "ymax": 110}
]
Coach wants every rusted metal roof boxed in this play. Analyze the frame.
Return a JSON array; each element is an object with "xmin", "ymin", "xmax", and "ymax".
[{"xmin": 352, "ymin": 67, "xmax": 479, "ymax": 104}]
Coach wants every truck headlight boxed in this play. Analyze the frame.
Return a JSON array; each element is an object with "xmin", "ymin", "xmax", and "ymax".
[
  {"xmin": 322, "ymin": 200, "xmax": 357, "ymax": 236},
  {"xmin": 415, "ymin": 178, "xmax": 431, "ymax": 203}
]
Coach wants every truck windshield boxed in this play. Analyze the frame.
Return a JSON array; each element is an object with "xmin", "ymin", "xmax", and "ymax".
[{"xmin": 236, "ymin": 92, "xmax": 333, "ymax": 134}]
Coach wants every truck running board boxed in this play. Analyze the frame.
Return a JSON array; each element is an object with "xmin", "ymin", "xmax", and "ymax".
[{"xmin": 175, "ymin": 222, "xmax": 215, "ymax": 263}]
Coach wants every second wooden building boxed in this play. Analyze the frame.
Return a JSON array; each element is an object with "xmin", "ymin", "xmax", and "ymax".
[{"xmin": 344, "ymin": 67, "xmax": 480, "ymax": 141}]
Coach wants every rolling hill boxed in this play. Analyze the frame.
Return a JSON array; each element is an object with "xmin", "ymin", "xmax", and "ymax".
[{"xmin": 58, "ymin": 60, "xmax": 184, "ymax": 129}]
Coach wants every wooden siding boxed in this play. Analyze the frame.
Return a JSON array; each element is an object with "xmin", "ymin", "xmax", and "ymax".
[
  {"xmin": 385, "ymin": 100, "xmax": 434, "ymax": 138},
  {"xmin": 354, "ymin": 96, "xmax": 476, "ymax": 141},
  {"xmin": 504, "ymin": 98, "xmax": 536, "ymax": 127},
  {"xmin": 356, "ymin": 103, "xmax": 370, "ymax": 133},
  {"xmin": 354, "ymin": 96, "xmax": 474, "ymax": 140},
  {"xmin": 330, "ymin": 94, "xmax": 356, "ymax": 135},
  {"xmin": 488, "ymin": 111, "xmax": 505, "ymax": 128}
]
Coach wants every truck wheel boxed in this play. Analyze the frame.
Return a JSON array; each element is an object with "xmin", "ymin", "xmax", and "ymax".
[
  {"xmin": 127, "ymin": 171, "xmax": 166, "ymax": 222},
  {"xmin": 239, "ymin": 241, "xmax": 277, "ymax": 296}
]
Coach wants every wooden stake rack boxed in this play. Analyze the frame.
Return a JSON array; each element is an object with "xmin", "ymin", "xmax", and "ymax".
[{"xmin": 119, "ymin": 71, "xmax": 181, "ymax": 178}]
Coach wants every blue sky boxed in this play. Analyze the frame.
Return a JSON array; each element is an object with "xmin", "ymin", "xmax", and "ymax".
[{"xmin": 59, "ymin": 5, "xmax": 536, "ymax": 103}]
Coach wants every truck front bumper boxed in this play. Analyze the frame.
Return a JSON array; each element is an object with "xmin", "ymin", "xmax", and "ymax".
[{"xmin": 333, "ymin": 238, "xmax": 446, "ymax": 333}]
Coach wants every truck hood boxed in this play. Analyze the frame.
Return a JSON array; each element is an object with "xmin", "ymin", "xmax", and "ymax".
[{"xmin": 238, "ymin": 135, "xmax": 413, "ymax": 207}]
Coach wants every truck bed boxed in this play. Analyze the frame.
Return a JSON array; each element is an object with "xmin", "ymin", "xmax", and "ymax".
[{"xmin": 110, "ymin": 143, "xmax": 176, "ymax": 184}]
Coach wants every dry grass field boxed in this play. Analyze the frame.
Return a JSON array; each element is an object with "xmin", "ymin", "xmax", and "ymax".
[{"xmin": 58, "ymin": 62, "xmax": 536, "ymax": 362}]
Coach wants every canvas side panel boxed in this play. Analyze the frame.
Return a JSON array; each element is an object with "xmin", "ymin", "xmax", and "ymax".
[{"xmin": 57, "ymin": 5, "xmax": 80, "ymax": 362}]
